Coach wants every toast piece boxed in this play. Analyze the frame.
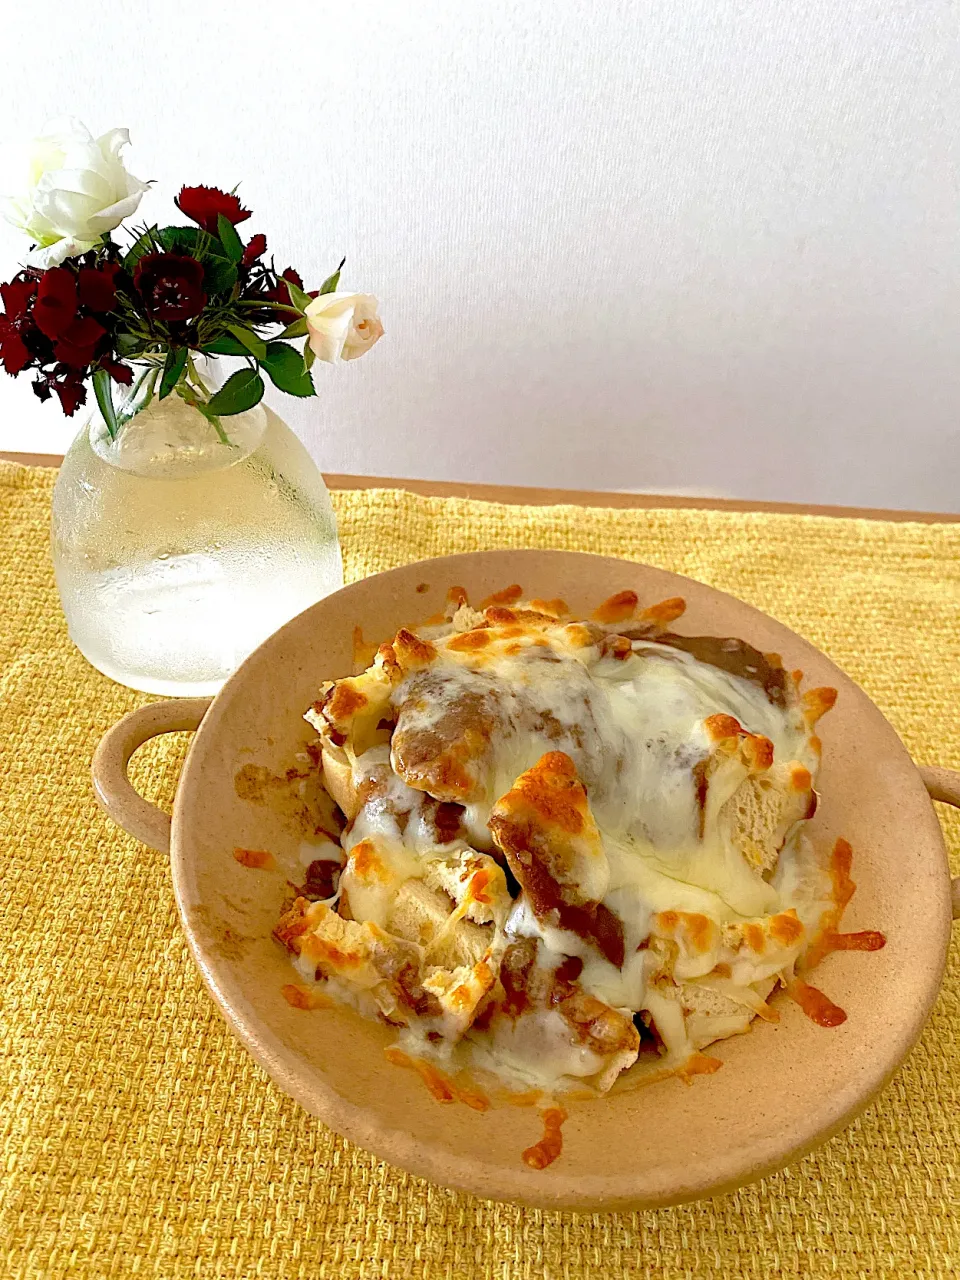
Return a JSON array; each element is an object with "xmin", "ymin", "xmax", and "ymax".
[
  {"xmin": 422, "ymin": 958, "xmax": 496, "ymax": 1039},
  {"xmin": 718, "ymin": 771, "xmax": 812, "ymax": 873},
  {"xmin": 279, "ymin": 900, "xmax": 422, "ymax": 1024},
  {"xmin": 422, "ymin": 850, "xmax": 512, "ymax": 927},
  {"xmin": 698, "ymin": 712, "xmax": 816, "ymax": 875},
  {"xmin": 318, "ymin": 743, "xmax": 359, "ymax": 819},
  {"xmin": 553, "ymin": 989, "xmax": 641, "ymax": 1091},
  {"xmin": 387, "ymin": 878, "xmax": 493, "ymax": 969}
]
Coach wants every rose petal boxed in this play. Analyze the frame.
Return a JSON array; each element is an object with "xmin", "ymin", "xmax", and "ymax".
[
  {"xmin": 34, "ymin": 186, "xmax": 101, "ymax": 238},
  {"xmin": 37, "ymin": 162, "xmax": 114, "ymax": 204},
  {"xmin": 0, "ymin": 278, "xmax": 37, "ymax": 320},
  {"xmin": 0, "ymin": 328, "xmax": 31, "ymax": 374},
  {"xmin": 94, "ymin": 128, "xmax": 132, "ymax": 160},
  {"xmin": 342, "ymin": 313, "xmax": 384, "ymax": 360},
  {"xmin": 76, "ymin": 264, "xmax": 119, "ymax": 313},
  {"xmin": 25, "ymin": 238, "xmax": 96, "ymax": 269},
  {"xmin": 53, "ymin": 375, "xmax": 87, "ymax": 415},
  {"xmin": 100, "ymin": 358, "xmax": 134, "ymax": 385},
  {"xmin": 33, "ymin": 267, "xmax": 78, "ymax": 339},
  {"xmin": 242, "ymin": 233, "xmax": 267, "ymax": 267},
  {"xmin": 86, "ymin": 188, "xmax": 147, "ymax": 232}
]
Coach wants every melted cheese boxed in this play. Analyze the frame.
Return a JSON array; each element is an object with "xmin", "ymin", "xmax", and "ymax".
[
  {"xmin": 389, "ymin": 632, "xmax": 814, "ymax": 916},
  {"xmin": 295, "ymin": 599, "xmax": 834, "ymax": 1096}
]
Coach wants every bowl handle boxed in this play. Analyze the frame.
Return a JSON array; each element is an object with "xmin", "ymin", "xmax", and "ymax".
[
  {"xmin": 92, "ymin": 698, "xmax": 213, "ymax": 853},
  {"xmin": 918, "ymin": 765, "xmax": 960, "ymax": 920}
]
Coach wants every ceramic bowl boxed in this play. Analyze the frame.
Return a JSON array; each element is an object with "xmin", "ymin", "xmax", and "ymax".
[{"xmin": 93, "ymin": 550, "xmax": 960, "ymax": 1210}]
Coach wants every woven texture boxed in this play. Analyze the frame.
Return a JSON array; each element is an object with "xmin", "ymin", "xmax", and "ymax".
[{"xmin": 1, "ymin": 460, "xmax": 958, "ymax": 1280}]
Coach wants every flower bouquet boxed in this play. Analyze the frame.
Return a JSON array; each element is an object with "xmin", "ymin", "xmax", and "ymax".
[
  {"xmin": 0, "ymin": 117, "xmax": 382, "ymax": 435},
  {"xmin": 1, "ymin": 118, "xmax": 382, "ymax": 696}
]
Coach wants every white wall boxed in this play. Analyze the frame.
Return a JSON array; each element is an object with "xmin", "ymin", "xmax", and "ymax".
[{"xmin": 1, "ymin": 0, "xmax": 958, "ymax": 510}]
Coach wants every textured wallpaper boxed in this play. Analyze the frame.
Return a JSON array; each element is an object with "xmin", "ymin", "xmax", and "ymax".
[{"xmin": 0, "ymin": 0, "xmax": 958, "ymax": 508}]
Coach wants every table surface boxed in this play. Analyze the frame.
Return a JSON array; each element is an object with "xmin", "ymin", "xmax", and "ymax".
[
  {"xmin": 2, "ymin": 450, "xmax": 958, "ymax": 522},
  {"xmin": 2, "ymin": 459, "xmax": 958, "ymax": 1279}
]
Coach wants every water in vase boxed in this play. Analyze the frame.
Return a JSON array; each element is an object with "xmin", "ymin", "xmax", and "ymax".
[{"xmin": 51, "ymin": 399, "xmax": 343, "ymax": 696}]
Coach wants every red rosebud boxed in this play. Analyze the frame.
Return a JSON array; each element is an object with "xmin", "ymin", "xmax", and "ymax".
[
  {"xmin": 0, "ymin": 278, "xmax": 37, "ymax": 322},
  {"xmin": 33, "ymin": 268, "xmax": 77, "ymax": 339},
  {"xmin": 54, "ymin": 315, "xmax": 106, "ymax": 368},
  {"xmin": 278, "ymin": 268, "xmax": 318, "ymax": 301},
  {"xmin": 255, "ymin": 267, "xmax": 305, "ymax": 321},
  {"xmin": 242, "ymin": 233, "xmax": 267, "ymax": 267},
  {"xmin": 53, "ymin": 374, "xmax": 87, "ymax": 416},
  {"xmin": 133, "ymin": 252, "xmax": 207, "ymax": 322},
  {"xmin": 76, "ymin": 263, "xmax": 121, "ymax": 314},
  {"xmin": 175, "ymin": 185, "xmax": 252, "ymax": 234},
  {"xmin": 0, "ymin": 320, "xmax": 31, "ymax": 375},
  {"xmin": 100, "ymin": 358, "xmax": 134, "ymax": 385}
]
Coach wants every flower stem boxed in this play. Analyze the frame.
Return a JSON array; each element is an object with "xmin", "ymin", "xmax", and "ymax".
[
  {"xmin": 176, "ymin": 361, "xmax": 234, "ymax": 448},
  {"xmin": 184, "ymin": 352, "xmax": 210, "ymax": 400},
  {"xmin": 141, "ymin": 367, "xmax": 160, "ymax": 412},
  {"xmin": 118, "ymin": 365, "xmax": 155, "ymax": 427},
  {"xmin": 207, "ymin": 415, "xmax": 232, "ymax": 446}
]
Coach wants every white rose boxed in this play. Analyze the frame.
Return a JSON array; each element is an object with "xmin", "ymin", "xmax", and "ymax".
[
  {"xmin": 1, "ymin": 117, "xmax": 149, "ymax": 268},
  {"xmin": 305, "ymin": 292, "xmax": 384, "ymax": 363}
]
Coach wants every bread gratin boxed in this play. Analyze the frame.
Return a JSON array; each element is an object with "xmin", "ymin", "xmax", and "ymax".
[
  {"xmin": 95, "ymin": 550, "xmax": 957, "ymax": 1208},
  {"xmin": 272, "ymin": 585, "xmax": 884, "ymax": 1169}
]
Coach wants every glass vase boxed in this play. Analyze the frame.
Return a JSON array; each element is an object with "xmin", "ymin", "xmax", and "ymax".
[{"xmin": 50, "ymin": 382, "xmax": 343, "ymax": 696}]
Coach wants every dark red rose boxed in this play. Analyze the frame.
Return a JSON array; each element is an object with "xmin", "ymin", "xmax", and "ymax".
[
  {"xmin": 0, "ymin": 278, "xmax": 37, "ymax": 321},
  {"xmin": 175, "ymin": 185, "xmax": 252, "ymax": 234},
  {"xmin": 133, "ymin": 252, "xmax": 207, "ymax": 321},
  {"xmin": 32, "ymin": 377, "xmax": 52, "ymax": 402},
  {"xmin": 76, "ymin": 263, "xmax": 121, "ymax": 314},
  {"xmin": 54, "ymin": 315, "xmax": 106, "ymax": 368},
  {"xmin": 99, "ymin": 358, "xmax": 134, "ymax": 385},
  {"xmin": 242, "ymin": 233, "xmax": 267, "ymax": 267},
  {"xmin": 0, "ymin": 275, "xmax": 42, "ymax": 373},
  {"xmin": 0, "ymin": 320, "xmax": 31, "ymax": 375},
  {"xmin": 33, "ymin": 268, "xmax": 77, "ymax": 339}
]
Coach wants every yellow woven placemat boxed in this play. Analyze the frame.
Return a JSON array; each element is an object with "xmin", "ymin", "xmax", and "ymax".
[{"xmin": 1, "ymin": 460, "xmax": 958, "ymax": 1280}]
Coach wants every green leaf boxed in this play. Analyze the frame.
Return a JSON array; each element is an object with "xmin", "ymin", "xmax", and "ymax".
[
  {"xmin": 318, "ymin": 257, "xmax": 346, "ymax": 295},
  {"xmin": 159, "ymin": 346, "xmax": 188, "ymax": 399},
  {"xmin": 279, "ymin": 316, "xmax": 308, "ymax": 339},
  {"xmin": 281, "ymin": 274, "xmax": 312, "ymax": 313},
  {"xmin": 206, "ymin": 368, "xmax": 265, "ymax": 416},
  {"xmin": 203, "ymin": 335, "xmax": 248, "ymax": 356},
  {"xmin": 225, "ymin": 324, "xmax": 267, "ymax": 360},
  {"xmin": 159, "ymin": 226, "xmax": 205, "ymax": 256},
  {"xmin": 122, "ymin": 227, "xmax": 160, "ymax": 270},
  {"xmin": 203, "ymin": 256, "xmax": 238, "ymax": 296},
  {"xmin": 261, "ymin": 341, "xmax": 316, "ymax": 397},
  {"xmin": 303, "ymin": 341, "xmax": 316, "ymax": 372},
  {"xmin": 92, "ymin": 369, "xmax": 119, "ymax": 439},
  {"xmin": 115, "ymin": 333, "xmax": 141, "ymax": 357},
  {"xmin": 217, "ymin": 214, "xmax": 244, "ymax": 263}
]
